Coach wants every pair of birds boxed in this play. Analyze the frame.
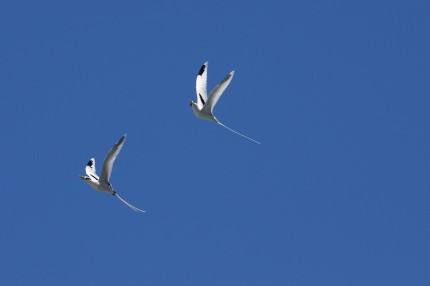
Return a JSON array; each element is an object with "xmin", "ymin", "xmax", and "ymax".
[{"xmin": 80, "ymin": 62, "xmax": 260, "ymax": 212}]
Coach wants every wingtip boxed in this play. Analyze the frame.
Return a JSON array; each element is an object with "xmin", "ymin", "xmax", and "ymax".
[
  {"xmin": 230, "ymin": 70, "xmax": 235, "ymax": 76},
  {"xmin": 115, "ymin": 134, "xmax": 126, "ymax": 146},
  {"xmin": 198, "ymin": 63, "xmax": 207, "ymax": 76}
]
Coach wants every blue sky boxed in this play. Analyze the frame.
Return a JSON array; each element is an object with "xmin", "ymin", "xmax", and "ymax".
[{"xmin": 0, "ymin": 0, "xmax": 429, "ymax": 285}]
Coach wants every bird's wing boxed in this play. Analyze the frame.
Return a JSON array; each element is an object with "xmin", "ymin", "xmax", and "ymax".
[
  {"xmin": 196, "ymin": 62, "xmax": 208, "ymax": 109},
  {"xmin": 203, "ymin": 71, "xmax": 234, "ymax": 114},
  {"xmin": 99, "ymin": 134, "xmax": 126, "ymax": 183},
  {"xmin": 85, "ymin": 158, "xmax": 99, "ymax": 180}
]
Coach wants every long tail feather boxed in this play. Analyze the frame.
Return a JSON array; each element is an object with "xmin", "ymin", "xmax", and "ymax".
[
  {"xmin": 114, "ymin": 193, "xmax": 146, "ymax": 212},
  {"xmin": 217, "ymin": 121, "xmax": 261, "ymax": 144}
]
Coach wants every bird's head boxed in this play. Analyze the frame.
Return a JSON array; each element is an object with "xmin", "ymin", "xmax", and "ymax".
[{"xmin": 79, "ymin": 175, "xmax": 89, "ymax": 181}]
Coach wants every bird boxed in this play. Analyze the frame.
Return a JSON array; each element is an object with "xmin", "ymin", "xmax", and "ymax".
[
  {"xmin": 79, "ymin": 134, "xmax": 145, "ymax": 212},
  {"xmin": 189, "ymin": 61, "xmax": 261, "ymax": 144}
]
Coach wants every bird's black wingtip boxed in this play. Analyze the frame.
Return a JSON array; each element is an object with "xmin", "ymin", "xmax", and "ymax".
[
  {"xmin": 198, "ymin": 62, "xmax": 207, "ymax": 76},
  {"xmin": 118, "ymin": 134, "xmax": 127, "ymax": 144}
]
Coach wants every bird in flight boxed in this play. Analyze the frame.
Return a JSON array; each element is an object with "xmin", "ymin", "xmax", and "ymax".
[
  {"xmin": 79, "ymin": 134, "xmax": 145, "ymax": 212},
  {"xmin": 189, "ymin": 61, "xmax": 260, "ymax": 144}
]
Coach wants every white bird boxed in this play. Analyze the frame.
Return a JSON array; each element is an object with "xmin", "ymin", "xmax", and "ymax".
[
  {"xmin": 189, "ymin": 61, "xmax": 260, "ymax": 144},
  {"xmin": 79, "ymin": 134, "xmax": 145, "ymax": 212}
]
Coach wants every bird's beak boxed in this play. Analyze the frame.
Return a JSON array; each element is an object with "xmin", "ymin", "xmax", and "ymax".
[{"xmin": 79, "ymin": 176, "xmax": 85, "ymax": 180}]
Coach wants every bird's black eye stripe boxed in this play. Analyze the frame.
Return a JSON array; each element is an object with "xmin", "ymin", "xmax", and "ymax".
[
  {"xmin": 199, "ymin": 93, "xmax": 205, "ymax": 105},
  {"xmin": 198, "ymin": 65, "xmax": 206, "ymax": 76},
  {"xmin": 87, "ymin": 160, "xmax": 93, "ymax": 167}
]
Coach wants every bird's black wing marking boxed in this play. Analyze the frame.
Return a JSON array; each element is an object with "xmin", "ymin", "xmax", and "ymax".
[
  {"xmin": 199, "ymin": 93, "xmax": 206, "ymax": 105},
  {"xmin": 198, "ymin": 64, "xmax": 206, "ymax": 76}
]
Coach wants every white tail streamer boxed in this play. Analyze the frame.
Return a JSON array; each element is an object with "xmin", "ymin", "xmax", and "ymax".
[
  {"xmin": 217, "ymin": 121, "xmax": 261, "ymax": 144},
  {"xmin": 115, "ymin": 193, "xmax": 146, "ymax": 213}
]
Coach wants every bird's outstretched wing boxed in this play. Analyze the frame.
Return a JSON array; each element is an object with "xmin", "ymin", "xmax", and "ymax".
[
  {"xmin": 203, "ymin": 71, "xmax": 234, "ymax": 114},
  {"xmin": 196, "ymin": 61, "xmax": 208, "ymax": 109},
  {"xmin": 85, "ymin": 158, "xmax": 99, "ymax": 180},
  {"xmin": 99, "ymin": 134, "xmax": 126, "ymax": 184}
]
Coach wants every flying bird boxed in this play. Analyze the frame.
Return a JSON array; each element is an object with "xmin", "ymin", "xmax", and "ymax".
[
  {"xmin": 79, "ymin": 134, "xmax": 145, "ymax": 212},
  {"xmin": 189, "ymin": 61, "xmax": 260, "ymax": 144}
]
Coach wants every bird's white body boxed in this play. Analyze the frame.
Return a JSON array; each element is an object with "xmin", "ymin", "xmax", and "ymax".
[
  {"xmin": 190, "ymin": 103, "xmax": 217, "ymax": 122},
  {"xmin": 82, "ymin": 173, "xmax": 114, "ymax": 195},
  {"xmin": 190, "ymin": 62, "xmax": 260, "ymax": 144},
  {"xmin": 80, "ymin": 134, "xmax": 145, "ymax": 212}
]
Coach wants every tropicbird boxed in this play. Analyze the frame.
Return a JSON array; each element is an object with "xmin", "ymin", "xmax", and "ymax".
[
  {"xmin": 79, "ymin": 134, "xmax": 145, "ymax": 212},
  {"xmin": 189, "ymin": 61, "xmax": 260, "ymax": 144}
]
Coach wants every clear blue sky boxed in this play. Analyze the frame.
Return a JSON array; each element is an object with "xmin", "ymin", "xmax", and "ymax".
[{"xmin": 0, "ymin": 0, "xmax": 429, "ymax": 285}]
